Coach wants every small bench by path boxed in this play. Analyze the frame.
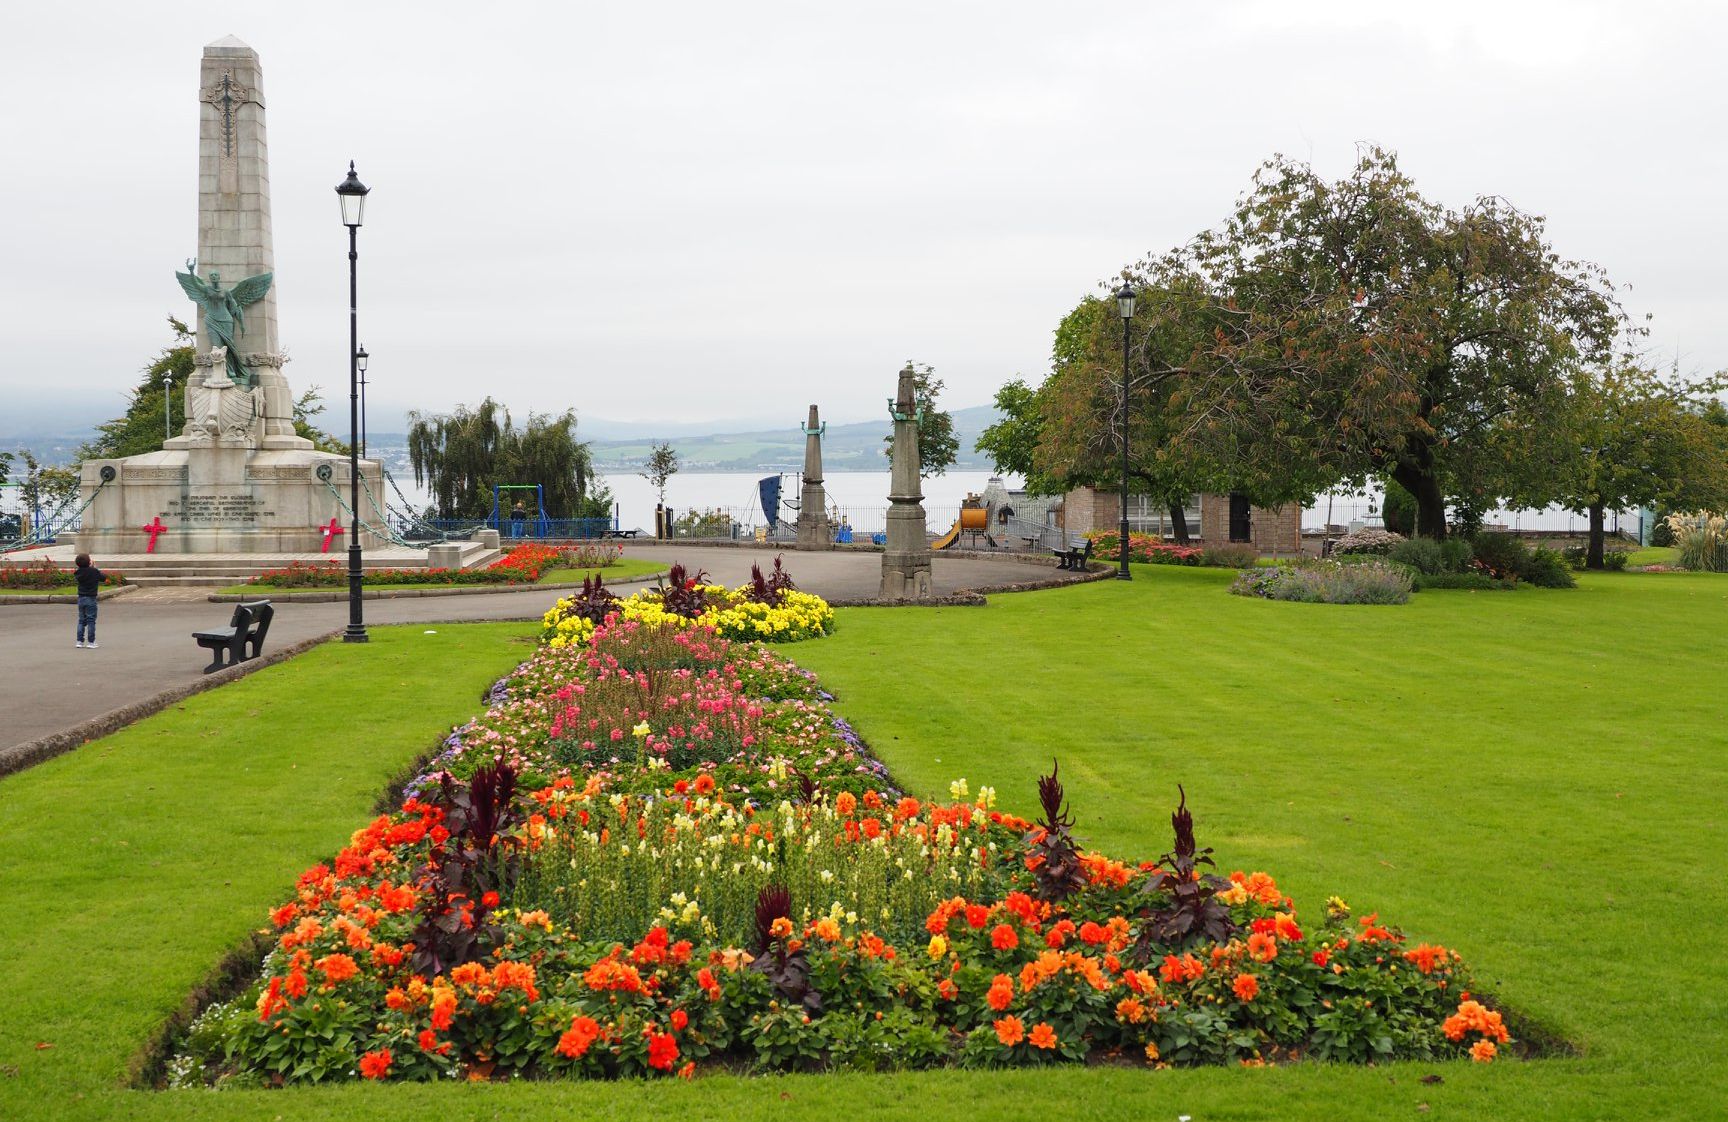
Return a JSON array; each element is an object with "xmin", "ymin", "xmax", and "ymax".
[
  {"xmin": 1052, "ymin": 539, "xmax": 1094, "ymax": 571},
  {"xmin": 193, "ymin": 600, "xmax": 273, "ymax": 673}
]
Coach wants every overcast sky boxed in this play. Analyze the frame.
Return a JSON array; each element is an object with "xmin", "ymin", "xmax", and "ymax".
[{"xmin": 3, "ymin": 1, "xmax": 1724, "ymax": 437}]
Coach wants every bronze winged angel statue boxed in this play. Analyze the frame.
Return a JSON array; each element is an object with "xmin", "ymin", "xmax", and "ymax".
[{"xmin": 175, "ymin": 260, "xmax": 273, "ymax": 387}]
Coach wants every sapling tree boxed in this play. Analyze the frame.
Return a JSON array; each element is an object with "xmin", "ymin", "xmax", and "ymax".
[{"xmin": 641, "ymin": 442, "xmax": 680, "ymax": 507}]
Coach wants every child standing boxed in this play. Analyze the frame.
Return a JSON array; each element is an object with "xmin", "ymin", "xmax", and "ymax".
[{"xmin": 74, "ymin": 553, "xmax": 104, "ymax": 649}]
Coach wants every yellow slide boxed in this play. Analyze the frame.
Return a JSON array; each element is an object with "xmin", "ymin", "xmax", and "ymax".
[{"xmin": 931, "ymin": 519, "xmax": 962, "ymax": 549}]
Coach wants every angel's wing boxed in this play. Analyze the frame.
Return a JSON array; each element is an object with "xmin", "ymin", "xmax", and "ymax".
[
  {"xmin": 228, "ymin": 272, "xmax": 273, "ymax": 307},
  {"xmin": 175, "ymin": 270, "xmax": 210, "ymax": 305}
]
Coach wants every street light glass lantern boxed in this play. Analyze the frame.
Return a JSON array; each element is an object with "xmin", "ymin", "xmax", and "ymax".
[
  {"xmin": 335, "ymin": 161, "xmax": 369, "ymax": 227},
  {"xmin": 1116, "ymin": 282, "xmax": 1136, "ymax": 321},
  {"xmin": 356, "ymin": 345, "xmax": 369, "ymax": 374}
]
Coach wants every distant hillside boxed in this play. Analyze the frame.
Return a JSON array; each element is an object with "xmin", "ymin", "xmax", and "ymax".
[{"xmin": 590, "ymin": 404, "xmax": 1003, "ymax": 473}]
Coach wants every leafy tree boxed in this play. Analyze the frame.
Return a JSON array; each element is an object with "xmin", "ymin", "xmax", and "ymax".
[
  {"xmin": 80, "ymin": 317, "xmax": 196, "ymax": 460},
  {"xmin": 1023, "ymin": 295, "xmax": 1247, "ymax": 543},
  {"xmin": 82, "ymin": 316, "xmax": 344, "ymax": 459},
  {"xmin": 406, "ymin": 398, "xmax": 606, "ymax": 520},
  {"xmin": 882, "ymin": 363, "xmax": 958, "ymax": 477},
  {"xmin": 1379, "ymin": 477, "xmax": 1416, "ymax": 536},
  {"xmin": 12, "ymin": 450, "xmax": 79, "ymax": 520},
  {"xmin": 1130, "ymin": 147, "xmax": 1624, "ymax": 539},
  {"xmin": 1554, "ymin": 366, "xmax": 1728, "ymax": 567},
  {"xmin": 641, "ymin": 443, "xmax": 680, "ymax": 507},
  {"xmin": 974, "ymin": 378, "xmax": 1036, "ymax": 480}
]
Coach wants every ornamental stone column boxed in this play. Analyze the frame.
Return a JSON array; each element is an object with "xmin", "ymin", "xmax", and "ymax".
[
  {"xmin": 795, "ymin": 404, "xmax": 832, "ymax": 549},
  {"xmin": 880, "ymin": 364, "xmax": 932, "ymax": 599}
]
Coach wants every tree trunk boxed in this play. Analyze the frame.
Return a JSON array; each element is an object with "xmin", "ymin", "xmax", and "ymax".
[
  {"xmin": 1587, "ymin": 502, "xmax": 1605, "ymax": 569},
  {"xmin": 1389, "ymin": 462, "xmax": 1447, "ymax": 541},
  {"xmin": 1168, "ymin": 503, "xmax": 1191, "ymax": 545}
]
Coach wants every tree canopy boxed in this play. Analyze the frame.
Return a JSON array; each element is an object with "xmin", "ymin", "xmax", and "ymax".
[
  {"xmin": 81, "ymin": 316, "xmax": 345, "ymax": 461},
  {"xmin": 1127, "ymin": 146, "xmax": 1626, "ymax": 539},
  {"xmin": 1553, "ymin": 365, "xmax": 1728, "ymax": 565},
  {"xmin": 882, "ymin": 363, "xmax": 958, "ymax": 477},
  {"xmin": 406, "ymin": 398, "xmax": 609, "ymax": 520}
]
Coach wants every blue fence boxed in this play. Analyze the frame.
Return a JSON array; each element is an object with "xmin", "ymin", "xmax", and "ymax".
[{"xmin": 423, "ymin": 516, "xmax": 615, "ymax": 540}]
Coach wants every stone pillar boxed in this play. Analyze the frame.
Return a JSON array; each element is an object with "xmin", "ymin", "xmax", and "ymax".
[
  {"xmin": 795, "ymin": 405, "xmax": 832, "ymax": 549},
  {"xmin": 880, "ymin": 365, "xmax": 933, "ymax": 599}
]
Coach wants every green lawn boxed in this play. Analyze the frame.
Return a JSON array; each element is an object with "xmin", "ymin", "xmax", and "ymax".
[
  {"xmin": 538, "ymin": 558, "xmax": 666, "ymax": 585},
  {"xmin": 1624, "ymin": 545, "xmax": 1677, "ymax": 566},
  {"xmin": 219, "ymin": 558, "xmax": 666, "ymax": 596},
  {"xmin": 1, "ymin": 568, "xmax": 1723, "ymax": 1120}
]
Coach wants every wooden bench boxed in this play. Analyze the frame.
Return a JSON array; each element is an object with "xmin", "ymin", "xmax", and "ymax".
[
  {"xmin": 600, "ymin": 528, "xmax": 640, "ymax": 539},
  {"xmin": 193, "ymin": 599, "xmax": 274, "ymax": 674},
  {"xmin": 1052, "ymin": 539, "xmax": 1094, "ymax": 571}
]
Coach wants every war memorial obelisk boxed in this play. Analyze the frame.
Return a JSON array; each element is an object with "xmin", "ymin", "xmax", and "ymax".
[{"xmin": 76, "ymin": 36, "xmax": 384, "ymax": 553}]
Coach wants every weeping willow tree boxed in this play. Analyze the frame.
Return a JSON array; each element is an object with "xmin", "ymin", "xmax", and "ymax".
[{"xmin": 406, "ymin": 398, "xmax": 610, "ymax": 519}]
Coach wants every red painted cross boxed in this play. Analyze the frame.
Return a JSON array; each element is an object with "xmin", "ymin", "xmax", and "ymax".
[
  {"xmin": 141, "ymin": 516, "xmax": 167, "ymax": 553},
  {"xmin": 321, "ymin": 517, "xmax": 345, "ymax": 553}
]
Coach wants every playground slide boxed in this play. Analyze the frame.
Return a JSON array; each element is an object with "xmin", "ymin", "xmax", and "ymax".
[{"xmin": 931, "ymin": 519, "xmax": 962, "ymax": 549}]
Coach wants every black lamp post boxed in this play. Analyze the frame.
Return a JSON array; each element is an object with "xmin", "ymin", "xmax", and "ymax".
[
  {"xmin": 1115, "ymin": 281, "xmax": 1136, "ymax": 581},
  {"xmin": 356, "ymin": 344, "xmax": 370, "ymax": 459},
  {"xmin": 336, "ymin": 161, "xmax": 370, "ymax": 643}
]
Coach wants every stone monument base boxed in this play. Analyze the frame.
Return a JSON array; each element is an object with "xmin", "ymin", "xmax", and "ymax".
[
  {"xmin": 879, "ymin": 550, "xmax": 933, "ymax": 600},
  {"xmin": 76, "ymin": 445, "xmax": 388, "ymax": 554}
]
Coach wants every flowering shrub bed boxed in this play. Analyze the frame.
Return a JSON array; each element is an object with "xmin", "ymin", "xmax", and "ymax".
[
  {"xmin": 0, "ymin": 558, "xmax": 127, "ymax": 589},
  {"xmin": 1332, "ymin": 528, "xmax": 1405, "ymax": 555},
  {"xmin": 1084, "ymin": 532, "xmax": 1204, "ymax": 565},
  {"xmin": 245, "ymin": 544, "xmax": 623, "ymax": 588},
  {"xmin": 542, "ymin": 560, "xmax": 835, "ymax": 647},
  {"xmin": 1231, "ymin": 559, "xmax": 1413, "ymax": 605}
]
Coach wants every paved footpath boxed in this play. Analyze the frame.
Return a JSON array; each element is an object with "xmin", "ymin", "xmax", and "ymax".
[{"xmin": 0, "ymin": 546, "xmax": 1076, "ymax": 755}]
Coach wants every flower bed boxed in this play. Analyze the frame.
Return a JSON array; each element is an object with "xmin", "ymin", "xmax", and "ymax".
[
  {"xmin": 416, "ymin": 617, "xmax": 881, "ymax": 802},
  {"xmin": 173, "ymin": 603, "xmax": 1514, "ymax": 1085},
  {"xmin": 0, "ymin": 558, "xmax": 127, "ymax": 589},
  {"xmin": 244, "ymin": 543, "xmax": 623, "ymax": 588},
  {"xmin": 1084, "ymin": 532, "xmax": 1204, "ymax": 566},
  {"xmin": 542, "ymin": 560, "xmax": 836, "ymax": 647}
]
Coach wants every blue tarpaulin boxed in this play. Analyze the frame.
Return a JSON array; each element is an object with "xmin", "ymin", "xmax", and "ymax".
[{"xmin": 758, "ymin": 476, "xmax": 781, "ymax": 526}]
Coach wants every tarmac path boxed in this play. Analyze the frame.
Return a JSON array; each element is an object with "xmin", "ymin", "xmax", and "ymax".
[{"xmin": 0, "ymin": 545, "xmax": 1076, "ymax": 756}]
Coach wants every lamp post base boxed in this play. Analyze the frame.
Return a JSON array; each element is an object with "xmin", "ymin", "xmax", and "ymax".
[{"xmin": 344, "ymin": 540, "xmax": 367, "ymax": 642}]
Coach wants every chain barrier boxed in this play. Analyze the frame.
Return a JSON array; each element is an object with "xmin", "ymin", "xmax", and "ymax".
[
  {"xmin": 319, "ymin": 473, "xmax": 414, "ymax": 548},
  {"xmin": 378, "ymin": 466, "xmax": 486, "ymax": 543},
  {"xmin": 1, "ymin": 476, "xmax": 109, "ymax": 552}
]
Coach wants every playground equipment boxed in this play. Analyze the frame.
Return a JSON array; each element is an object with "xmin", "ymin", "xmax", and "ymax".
[
  {"xmin": 492, "ymin": 484, "xmax": 547, "ymax": 538},
  {"xmin": 932, "ymin": 501, "xmax": 996, "ymax": 550}
]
